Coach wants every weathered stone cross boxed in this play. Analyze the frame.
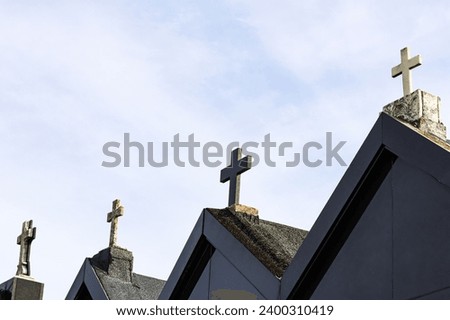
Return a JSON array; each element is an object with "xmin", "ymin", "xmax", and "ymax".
[
  {"xmin": 107, "ymin": 199, "xmax": 124, "ymax": 247},
  {"xmin": 16, "ymin": 220, "xmax": 36, "ymax": 277},
  {"xmin": 220, "ymin": 148, "xmax": 252, "ymax": 207},
  {"xmin": 392, "ymin": 47, "xmax": 422, "ymax": 97}
]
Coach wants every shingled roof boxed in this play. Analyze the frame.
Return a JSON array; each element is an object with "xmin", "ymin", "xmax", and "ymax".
[
  {"xmin": 208, "ymin": 208, "xmax": 308, "ymax": 278},
  {"xmin": 66, "ymin": 247, "xmax": 165, "ymax": 300},
  {"xmin": 92, "ymin": 265, "xmax": 165, "ymax": 300},
  {"xmin": 160, "ymin": 206, "xmax": 308, "ymax": 299}
]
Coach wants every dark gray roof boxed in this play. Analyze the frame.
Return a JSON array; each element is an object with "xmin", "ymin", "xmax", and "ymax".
[
  {"xmin": 280, "ymin": 113, "xmax": 450, "ymax": 299},
  {"xmin": 66, "ymin": 246, "xmax": 166, "ymax": 300},
  {"xmin": 0, "ymin": 278, "xmax": 13, "ymax": 300},
  {"xmin": 92, "ymin": 265, "xmax": 166, "ymax": 300},
  {"xmin": 207, "ymin": 208, "xmax": 308, "ymax": 278}
]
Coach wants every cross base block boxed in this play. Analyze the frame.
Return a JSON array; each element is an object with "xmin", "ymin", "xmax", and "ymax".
[
  {"xmin": 383, "ymin": 89, "xmax": 447, "ymax": 140},
  {"xmin": 0, "ymin": 276, "xmax": 44, "ymax": 300},
  {"xmin": 229, "ymin": 204, "xmax": 259, "ymax": 223}
]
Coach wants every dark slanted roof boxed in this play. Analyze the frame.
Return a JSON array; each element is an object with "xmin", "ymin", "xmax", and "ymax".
[
  {"xmin": 281, "ymin": 111, "xmax": 450, "ymax": 299},
  {"xmin": 207, "ymin": 208, "xmax": 308, "ymax": 278},
  {"xmin": 160, "ymin": 207, "xmax": 309, "ymax": 299},
  {"xmin": 0, "ymin": 279, "xmax": 13, "ymax": 300},
  {"xmin": 66, "ymin": 247, "xmax": 166, "ymax": 300},
  {"xmin": 92, "ymin": 265, "xmax": 165, "ymax": 300}
]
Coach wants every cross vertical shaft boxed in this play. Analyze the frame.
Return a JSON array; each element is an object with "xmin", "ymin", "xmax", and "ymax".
[
  {"xmin": 16, "ymin": 220, "xmax": 36, "ymax": 276},
  {"xmin": 107, "ymin": 199, "xmax": 124, "ymax": 247},
  {"xmin": 391, "ymin": 47, "xmax": 422, "ymax": 97},
  {"xmin": 220, "ymin": 148, "xmax": 252, "ymax": 207}
]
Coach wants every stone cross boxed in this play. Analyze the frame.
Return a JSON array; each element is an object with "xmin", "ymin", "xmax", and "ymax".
[
  {"xmin": 16, "ymin": 220, "xmax": 36, "ymax": 277},
  {"xmin": 220, "ymin": 148, "xmax": 252, "ymax": 207},
  {"xmin": 392, "ymin": 47, "xmax": 422, "ymax": 97},
  {"xmin": 107, "ymin": 199, "xmax": 124, "ymax": 247}
]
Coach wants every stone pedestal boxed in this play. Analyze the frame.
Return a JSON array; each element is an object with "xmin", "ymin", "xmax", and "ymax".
[
  {"xmin": 91, "ymin": 246, "xmax": 134, "ymax": 282},
  {"xmin": 0, "ymin": 276, "xmax": 44, "ymax": 300},
  {"xmin": 229, "ymin": 204, "xmax": 259, "ymax": 223},
  {"xmin": 383, "ymin": 89, "xmax": 447, "ymax": 140}
]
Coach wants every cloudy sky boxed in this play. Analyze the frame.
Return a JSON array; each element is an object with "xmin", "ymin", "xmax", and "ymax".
[{"xmin": 1, "ymin": 0, "xmax": 450, "ymax": 299}]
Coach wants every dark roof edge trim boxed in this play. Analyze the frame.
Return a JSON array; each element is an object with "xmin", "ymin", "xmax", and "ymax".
[
  {"xmin": 169, "ymin": 235, "xmax": 214, "ymax": 299},
  {"xmin": 288, "ymin": 146, "xmax": 397, "ymax": 299},
  {"xmin": 158, "ymin": 211, "xmax": 206, "ymax": 299},
  {"xmin": 65, "ymin": 258, "xmax": 108, "ymax": 300}
]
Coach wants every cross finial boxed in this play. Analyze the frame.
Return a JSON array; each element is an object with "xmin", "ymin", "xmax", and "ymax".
[
  {"xmin": 16, "ymin": 220, "xmax": 36, "ymax": 277},
  {"xmin": 107, "ymin": 199, "xmax": 124, "ymax": 247},
  {"xmin": 220, "ymin": 148, "xmax": 252, "ymax": 207},
  {"xmin": 392, "ymin": 47, "xmax": 422, "ymax": 97}
]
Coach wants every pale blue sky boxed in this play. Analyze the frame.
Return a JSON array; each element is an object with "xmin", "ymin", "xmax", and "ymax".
[{"xmin": 1, "ymin": 0, "xmax": 450, "ymax": 299}]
